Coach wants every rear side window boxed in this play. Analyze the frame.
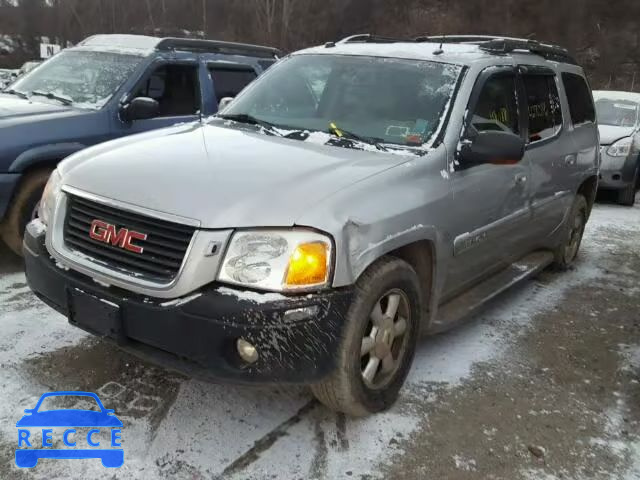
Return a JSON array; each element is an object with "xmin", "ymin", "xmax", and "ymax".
[
  {"xmin": 522, "ymin": 74, "xmax": 562, "ymax": 143},
  {"xmin": 209, "ymin": 67, "xmax": 257, "ymax": 100},
  {"xmin": 470, "ymin": 74, "xmax": 520, "ymax": 135},
  {"xmin": 561, "ymin": 73, "xmax": 596, "ymax": 125}
]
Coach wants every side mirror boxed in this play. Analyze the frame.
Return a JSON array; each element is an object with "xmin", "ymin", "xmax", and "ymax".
[
  {"xmin": 121, "ymin": 97, "xmax": 159, "ymax": 122},
  {"xmin": 217, "ymin": 97, "xmax": 234, "ymax": 112},
  {"xmin": 459, "ymin": 131, "xmax": 525, "ymax": 167}
]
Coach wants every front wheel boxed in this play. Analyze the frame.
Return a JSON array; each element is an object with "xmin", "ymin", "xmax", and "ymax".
[
  {"xmin": 311, "ymin": 256, "xmax": 422, "ymax": 416},
  {"xmin": 617, "ymin": 166, "xmax": 638, "ymax": 206},
  {"xmin": 1, "ymin": 169, "xmax": 52, "ymax": 257},
  {"xmin": 552, "ymin": 194, "xmax": 588, "ymax": 270}
]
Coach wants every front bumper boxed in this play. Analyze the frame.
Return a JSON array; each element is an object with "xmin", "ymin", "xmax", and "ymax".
[
  {"xmin": 598, "ymin": 149, "xmax": 638, "ymax": 189},
  {"xmin": 0, "ymin": 173, "xmax": 21, "ymax": 221},
  {"xmin": 24, "ymin": 223, "xmax": 353, "ymax": 385}
]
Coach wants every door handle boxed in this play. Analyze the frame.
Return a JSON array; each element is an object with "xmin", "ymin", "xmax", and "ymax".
[
  {"xmin": 514, "ymin": 173, "xmax": 528, "ymax": 185},
  {"xmin": 565, "ymin": 155, "xmax": 577, "ymax": 166}
]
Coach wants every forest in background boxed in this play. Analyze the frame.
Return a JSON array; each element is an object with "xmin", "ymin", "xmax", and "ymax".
[{"xmin": 1, "ymin": 0, "xmax": 639, "ymax": 90}]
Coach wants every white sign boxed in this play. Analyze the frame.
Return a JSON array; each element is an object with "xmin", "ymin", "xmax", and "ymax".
[{"xmin": 40, "ymin": 43, "xmax": 61, "ymax": 59}]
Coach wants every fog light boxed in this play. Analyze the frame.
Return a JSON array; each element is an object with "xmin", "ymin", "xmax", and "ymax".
[{"xmin": 237, "ymin": 339, "xmax": 258, "ymax": 364}]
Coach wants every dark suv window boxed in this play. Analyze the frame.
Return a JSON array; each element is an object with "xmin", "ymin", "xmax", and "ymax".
[
  {"xmin": 522, "ymin": 74, "xmax": 562, "ymax": 143},
  {"xmin": 470, "ymin": 74, "xmax": 519, "ymax": 135},
  {"xmin": 134, "ymin": 64, "xmax": 200, "ymax": 117},
  {"xmin": 209, "ymin": 66, "xmax": 257, "ymax": 100},
  {"xmin": 562, "ymin": 73, "xmax": 596, "ymax": 125}
]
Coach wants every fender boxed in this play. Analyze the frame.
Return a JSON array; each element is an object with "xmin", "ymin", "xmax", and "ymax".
[
  {"xmin": 9, "ymin": 142, "xmax": 87, "ymax": 173},
  {"xmin": 339, "ymin": 221, "xmax": 447, "ymax": 327}
]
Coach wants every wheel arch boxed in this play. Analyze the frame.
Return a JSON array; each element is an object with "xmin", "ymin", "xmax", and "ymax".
[
  {"xmin": 386, "ymin": 240, "xmax": 436, "ymax": 327},
  {"xmin": 577, "ymin": 175, "xmax": 598, "ymax": 218},
  {"xmin": 8, "ymin": 142, "xmax": 86, "ymax": 173},
  {"xmin": 352, "ymin": 235, "xmax": 439, "ymax": 331}
]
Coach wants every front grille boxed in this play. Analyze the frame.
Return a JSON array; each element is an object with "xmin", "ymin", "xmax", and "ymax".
[{"xmin": 63, "ymin": 194, "xmax": 195, "ymax": 283}]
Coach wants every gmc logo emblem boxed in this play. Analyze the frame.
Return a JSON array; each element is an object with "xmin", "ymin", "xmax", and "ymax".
[{"xmin": 89, "ymin": 220, "xmax": 148, "ymax": 254}]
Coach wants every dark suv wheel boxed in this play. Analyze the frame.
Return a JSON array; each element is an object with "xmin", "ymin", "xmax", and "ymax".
[{"xmin": 1, "ymin": 169, "xmax": 52, "ymax": 257}]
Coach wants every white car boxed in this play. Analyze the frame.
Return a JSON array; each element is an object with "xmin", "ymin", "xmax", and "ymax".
[{"xmin": 593, "ymin": 90, "xmax": 640, "ymax": 205}]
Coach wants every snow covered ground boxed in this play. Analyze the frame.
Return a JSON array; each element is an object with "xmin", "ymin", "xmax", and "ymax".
[{"xmin": 0, "ymin": 197, "xmax": 638, "ymax": 479}]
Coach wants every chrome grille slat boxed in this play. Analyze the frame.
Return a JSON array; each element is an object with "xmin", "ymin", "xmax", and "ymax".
[{"xmin": 63, "ymin": 194, "xmax": 195, "ymax": 282}]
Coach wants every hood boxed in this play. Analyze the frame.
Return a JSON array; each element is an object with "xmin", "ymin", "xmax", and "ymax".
[
  {"xmin": 60, "ymin": 122, "xmax": 413, "ymax": 229},
  {"xmin": 0, "ymin": 94, "xmax": 105, "ymax": 172},
  {"xmin": 598, "ymin": 124, "xmax": 636, "ymax": 145},
  {"xmin": 0, "ymin": 93, "xmax": 73, "ymax": 122}
]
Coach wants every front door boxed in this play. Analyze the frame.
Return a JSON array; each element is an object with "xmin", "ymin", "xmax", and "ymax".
[
  {"xmin": 444, "ymin": 67, "xmax": 532, "ymax": 300},
  {"xmin": 120, "ymin": 61, "xmax": 202, "ymax": 135}
]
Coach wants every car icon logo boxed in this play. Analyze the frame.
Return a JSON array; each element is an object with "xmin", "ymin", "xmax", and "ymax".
[{"xmin": 15, "ymin": 391, "xmax": 123, "ymax": 468}]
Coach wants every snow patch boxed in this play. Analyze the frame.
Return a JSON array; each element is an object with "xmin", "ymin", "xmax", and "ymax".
[
  {"xmin": 216, "ymin": 286, "xmax": 287, "ymax": 304},
  {"xmin": 159, "ymin": 293, "xmax": 203, "ymax": 307}
]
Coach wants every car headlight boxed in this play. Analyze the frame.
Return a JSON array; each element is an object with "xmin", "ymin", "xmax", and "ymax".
[
  {"xmin": 39, "ymin": 169, "xmax": 62, "ymax": 227},
  {"xmin": 607, "ymin": 137, "xmax": 633, "ymax": 157},
  {"xmin": 218, "ymin": 230, "xmax": 333, "ymax": 292}
]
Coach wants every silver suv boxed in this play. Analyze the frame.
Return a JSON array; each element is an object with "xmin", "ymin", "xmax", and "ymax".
[{"xmin": 24, "ymin": 35, "xmax": 599, "ymax": 416}]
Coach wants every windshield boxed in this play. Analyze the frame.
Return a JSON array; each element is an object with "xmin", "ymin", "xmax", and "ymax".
[
  {"xmin": 223, "ymin": 54, "xmax": 462, "ymax": 148},
  {"xmin": 9, "ymin": 50, "xmax": 144, "ymax": 109},
  {"xmin": 595, "ymin": 98, "xmax": 639, "ymax": 127}
]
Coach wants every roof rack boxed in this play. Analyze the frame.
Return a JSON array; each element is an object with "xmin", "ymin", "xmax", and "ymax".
[
  {"xmin": 336, "ymin": 34, "xmax": 415, "ymax": 45},
  {"xmin": 416, "ymin": 35, "xmax": 577, "ymax": 65},
  {"xmin": 156, "ymin": 38, "xmax": 281, "ymax": 59}
]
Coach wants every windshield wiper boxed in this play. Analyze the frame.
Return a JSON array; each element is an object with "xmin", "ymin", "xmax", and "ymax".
[
  {"xmin": 217, "ymin": 113, "xmax": 284, "ymax": 137},
  {"xmin": 328, "ymin": 122, "xmax": 388, "ymax": 151},
  {"xmin": 31, "ymin": 90, "xmax": 73, "ymax": 106},
  {"xmin": 2, "ymin": 88, "xmax": 29, "ymax": 100}
]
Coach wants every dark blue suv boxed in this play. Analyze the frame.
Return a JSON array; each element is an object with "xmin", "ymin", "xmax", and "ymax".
[{"xmin": 0, "ymin": 34, "xmax": 279, "ymax": 255}]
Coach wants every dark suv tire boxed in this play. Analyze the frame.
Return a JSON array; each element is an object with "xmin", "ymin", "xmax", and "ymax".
[
  {"xmin": 311, "ymin": 256, "xmax": 422, "ymax": 416},
  {"xmin": 1, "ymin": 169, "xmax": 52, "ymax": 257}
]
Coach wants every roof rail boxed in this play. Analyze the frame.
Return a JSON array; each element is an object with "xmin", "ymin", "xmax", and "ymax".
[
  {"xmin": 156, "ymin": 38, "xmax": 281, "ymax": 59},
  {"xmin": 336, "ymin": 34, "xmax": 415, "ymax": 45},
  {"xmin": 416, "ymin": 35, "xmax": 577, "ymax": 65}
]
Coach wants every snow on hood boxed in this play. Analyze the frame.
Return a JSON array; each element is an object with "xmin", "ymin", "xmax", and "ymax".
[
  {"xmin": 598, "ymin": 124, "xmax": 637, "ymax": 146},
  {"xmin": 60, "ymin": 122, "xmax": 413, "ymax": 229},
  {"xmin": 0, "ymin": 93, "xmax": 72, "ymax": 121}
]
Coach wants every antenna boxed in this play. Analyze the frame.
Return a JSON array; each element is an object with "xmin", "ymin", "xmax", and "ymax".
[{"xmin": 433, "ymin": 35, "xmax": 444, "ymax": 55}]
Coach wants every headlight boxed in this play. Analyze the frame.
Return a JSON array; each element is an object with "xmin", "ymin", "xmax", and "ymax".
[
  {"xmin": 39, "ymin": 169, "xmax": 62, "ymax": 226},
  {"xmin": 218, "ymin": 230, "xmax": 332, "ymax": 292},
  {"xmin": 607, "ymin": 137, "xmax": 633, "ymax": 157}
]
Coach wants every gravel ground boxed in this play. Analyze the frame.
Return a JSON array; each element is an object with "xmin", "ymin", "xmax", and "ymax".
[{"xmin": 0, "ymin": 196, "xmax": 638, "ymax": 480}]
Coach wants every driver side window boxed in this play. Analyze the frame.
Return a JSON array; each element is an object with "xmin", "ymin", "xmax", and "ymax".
[
  {"xmin": 470, "ymin": 74, "xmax": 519, "ymax": 135},
  {"xmin": 133, "ymin": 64, "xmax": 200, "ymax": 117}
]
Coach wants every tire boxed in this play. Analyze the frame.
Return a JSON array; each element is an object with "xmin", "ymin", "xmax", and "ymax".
[
  {"xmin": 552, "ymin": 194, "xmax": 588, "ymax": 270},
  {"xmin": 617, "ymin": 166, "xmax": 638, "ymax": 206},
  {"xmin": 311, "ymin": 256, "xmax": 423, "ymax": 416},
  {"xmin": 1, "ymin": 169, "xmax": 52, "ymax": 257}
]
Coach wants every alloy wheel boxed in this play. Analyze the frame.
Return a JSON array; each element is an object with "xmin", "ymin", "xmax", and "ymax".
[{"xmin": 360, "ymin": 289, "xmax": 411, "ymax": 389}]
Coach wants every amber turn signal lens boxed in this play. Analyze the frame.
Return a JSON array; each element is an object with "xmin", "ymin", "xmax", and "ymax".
[{"xmin": 285, "ymin": 242, "xmax": 329, "ymax": 287}]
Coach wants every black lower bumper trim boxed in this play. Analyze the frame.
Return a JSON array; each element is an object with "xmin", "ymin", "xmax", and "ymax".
[{"xmin": 24, "ymin": 224, "xmax": 353, "ymax": 384}]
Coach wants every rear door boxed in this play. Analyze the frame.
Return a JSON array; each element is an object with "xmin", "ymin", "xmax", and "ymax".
[
  {"xmin": 519, "ymin": 66, "xmax": 571, "ymax": 239},
  {"xmin": 444, "ymin": 66, "xmax": 532, "ymax": 299}
]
